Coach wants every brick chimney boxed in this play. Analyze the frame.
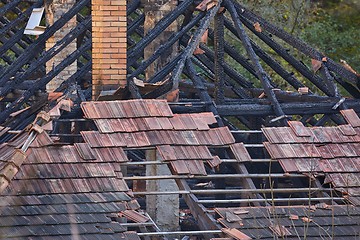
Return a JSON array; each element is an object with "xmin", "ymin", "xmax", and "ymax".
[
  {"xmin": 91, "ymin": 0, "xmax": 127, "ymax": 99},
  {"xmin": 45, "ymin": 0, "xmax": 77, "ymax": 92}
]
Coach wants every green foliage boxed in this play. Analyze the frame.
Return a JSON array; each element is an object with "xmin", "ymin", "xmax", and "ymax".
[
  {"xmin": 225, "ymin": 0, "xmax": 360, "ymax": 95},
  {"xmin": 300, "ymin": 1, "xmax": 360, "ymax": 71}
]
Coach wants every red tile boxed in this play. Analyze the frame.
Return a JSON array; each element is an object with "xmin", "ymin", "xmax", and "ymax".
[
  {"xmin": 290, "ymin": 144, "xmax": 309, "ymax": 158},
  {"xmin": 133, "ymin": 132, "xmax": 151, "ymax": 147},
  {"xmin": 157, "ymin": 145, "xmax": 177, "ymax": 161},
  {"xmin": 221, "ymin": 228, "xmax": 252, "ymax": 240},
  {"xmin": 30, "ymin": 132, "xmax": 54, "ymax": 148},
  {"xmin": 311, "ymin": 128, "xmax": 332, "ymax": 143},
  {"xmin": 340, "ymin": 143, "xmax": 358, "ymax": 157},
  {"xmin": 263, "ymin": 127, "xmax": 312, "ymax": 144},
  {"xmin": 121, "ymin": 119, "xmax": 138, "ymax": 132},
  {"xmin": 170, "ymin": 160, "xmax": 189, "ymax": 174},
  {"xmin": 230, "ymin": 143, "xmax": 252, "ymax": 162},
  {"xmin": 170, "ymin": 115, "xmax": 186, "ymax": 130},
  {"xmin": 328, "ymin": 144, "xmax": 345, "ymax": 157},
  {"xmin": 325, "ymin": 127, "xmax": 349, "ymax": 143},
  {"xmin": 118, "ymin": 101, "xmax": 132, "ymax": 118},
  {"xmin": 153, "ymin": 100, "xmax": 173, "ymax": 117},
  {"xmin": 185, "ymin": 160, "xmax": 207, "ymax": 175},
  {"xmin": 318, "ymin": 159, "xmax": 332, "ymax": 172},
  {"xmin": 301, "ymin": 144, "xmax": 321, "ymax": 158},
  {"xmin": 340, "ymin": 109, "xmax": 360, "ymax": 127},
  {"xmin": 214, "ymin": 127, "xmax": 236, "ymax": 145},
  {"xmin": 278, "ymin": 159, "xmax": 298, "ymax": 172},
  {"xmin": 74, "ymin": 143, "xmax": 96, "ymax": 160},
  {"xmin": 81, "ymin": 131, "xmax": 109, "ymax": 147},
  {"xmin": 146, "ymin": 100, "xmax": 161, "ymax": 117},
  {"xmin": 207, "ymin": 155, "xmax": 222, "ymax": 168},
  {"xmin": 94, "ymin": 119, "xmax": 114, "ymax": 133},
  {"xmin": 157, "ymin": 117, "xmax": 173, "ymax": 130},
  {"xmin": 121, "ymin": 210, "xmax": 149, "ymax": 223},
  {"xmin": 341, "ymin": 158, "xmax": 359, "ymax": 172},
  {"xmin": 181, "ymin": 131, "xmax": 200, "ymax": 145},
  {"xmin": 316, "ymin": 144, "xmax": 334, "ymax": 159},
  {"xmin": 191, "ymin": 114, "xmax": 210, "ymax": 130},
  {"xmin": 288, "ymin": 121, "xmax": 312, "ymax": 137},
  {"xmin": 295, "ymin": 158, "xmax": 321, "ymax": 172},
  {"xmin": 179, "ymin": 114, "xmax": 198, "ymax": 130},
  {"xmin": 338, "ymin": 124, "xmax": 357, "ymax": 136},
  {"xmin": 94, "ymin": 147, "xmax": 128, "ymax": 162},
  {"xmin": 144, "ymin": 117, "xmax": 162, "ymax": 130}
]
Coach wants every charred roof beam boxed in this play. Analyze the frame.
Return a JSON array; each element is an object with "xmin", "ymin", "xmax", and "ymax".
[{"xmin": 225, "ymin": 0, "xmax": 287, "ymax": 125}]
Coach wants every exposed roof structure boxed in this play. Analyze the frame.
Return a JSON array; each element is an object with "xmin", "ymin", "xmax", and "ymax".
[
  {"xmin": 216, "ymin": 205, "xmax": 360, "ymax": 239},
  {"xmin": 0, "ymin": 115, "xmax": 145, "ymax": 239},
  {"xmin": 1, "ymin": 100, "xmax": 360, "ymax": 238},
  {"xmin": 263, "ymin": 110, "xmax": 360, "ymax": 206},
  {"xmin": 0, "ymin": 0, "xmax": 359, "ymax": 131},
  {"xmin": 0, "ymin": 0, "xmax": 360, "ymax": 239}
]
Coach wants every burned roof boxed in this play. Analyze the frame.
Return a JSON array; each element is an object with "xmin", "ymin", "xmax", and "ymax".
[
  {"xmin": 216, "ymin": 205, "xmax": 360, "ymax": 239},
  {"xmin": 1, "ymin": 99, "xmax": 360, "ymax": 239},
  {"xmin": 0, "ymin": 128, "xmax": 144, "ymax": 239},
  {"xmin": 263, "ymin": 109, "xmax": 360, "ymax": 205}
]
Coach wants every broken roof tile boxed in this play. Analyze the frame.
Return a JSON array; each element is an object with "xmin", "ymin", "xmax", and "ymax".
[
  {"xmin": 288, "ymin": 121, "xmax": 312, "ymax": 137},
  {"xmin": 310, "ymin": 128, "xmax": 330, "ymax": 143},
  {"xmin": 29, "ymin": 131, "xmax": 54, "ymax": 148},
  {"xmin": 81, "ymin": 131, "xmax": 125, "ymax": 148},
  {"xmin": 294, "ymin": 158, "xmax": 321, "ymax": 172},
  {"xmin": 185, "ymin": 160, "xmax": 207, "ymax": 175},
  {"xmin": 170, "ymin": 114, "xmax": 186, "ymax": 130},
  {"xmin": 262, "ymin": 127, "xmax": 312, "ymax": 144},
  {"xmin": 207, "ymin": 155, "xmax": 222, "ymax": 168},
  {"xmin": 340, "ymin": 109, "xmax": 360, "ymax": 127},
  {"xmin": 144, "ymin": 117, "xmax": 162, "ymax": 130},
  {"xmin": 264, "ymin": 143, "xmax": 295, "ymax": 159},
  {"xmin": 316, "ymin": 144, "xmax": 334, "ymax": 159},
  {"xmin": 213, "ymin": 127, "xmax": 236, "ymax": 145},
  {"xmin": 278, "ymin": 159, "xmax": 298, "ymax": 172},
  {"xmin": 94, "ymin": 147, "xmax": 128, "ymax": 162},
  {"xmin": 157, "ymin": 145, "xmax": 177, "ymax": 161},
  {"xmin": 230, "ymin": 143, "xmax": 252, "ymax": 162},
  {"xmin": 74, "ymin": 143, "xmax": 96, "ymax": 160},
  {"xmin": 178, "ymin": 114, "xmax": 198, "ymax": 130},
  {"xmin": 338, "ymin": 124, "xmax": 357, "ymax": 136},
  {"xmin": 121, "ymin": 210, "xmax": 149, "ymax": 223},
  {"xmin": 156, "ymin": 117, "xmax": 173, "ymax": 130},
  {"xmin": 221, "ymin": 228, "xmax": 252, "ymax": 240},
  {"xmin": 81, "ymin": 100, "xmax": 173, "ymax": 119},
  {"xmin": 170, "ymin": 160, "xmax": 190, "ymax": 175}
]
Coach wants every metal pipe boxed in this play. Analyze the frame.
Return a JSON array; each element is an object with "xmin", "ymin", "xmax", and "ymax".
[
  {"xmin": 244, "ymin": 144, "xmax": 264, "ymax": 147},
  {"xmin": 121, "ymin": 159, "xmax": 273, "ymax": 166},
  {"xmin": 231, "ymin": 130, "xmax": 263, "ymax": 134},
  {"xmin": 120, "ymin": 222, "xmax": 154, "ymax": 227},
  {"xmin": 191, "ymin": 188, "xmax": 333, "ymax": 194},
  {"xmin": 197, "ymin": 197, "xmax": 344, "ymax": 204},
  {"xmin": 131, "ymin": 188, "xmax": 333, "ymax": 195},
  {"xmin": 137, "ymin": 230, "xmax": 223, "ymax": 236},
  {"xmin": 124, "ymin": 173, "xmax": 306, "ymax": 180},
  {"xmin": 54, "ymin": 119, "xmax": 90, "ymax": 122}
]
